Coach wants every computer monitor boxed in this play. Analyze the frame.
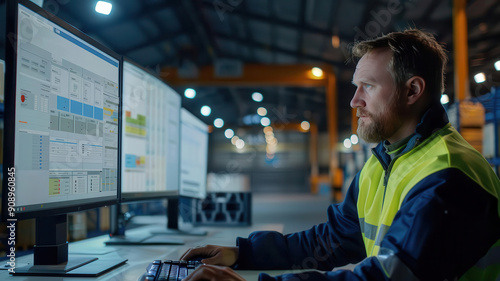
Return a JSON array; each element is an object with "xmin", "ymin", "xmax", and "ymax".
[
  {"xmin": 105, "ymin": 58, "xmax": 184, "ymax": 245},
  {"xmin": 2, "ymin": 0, "xmax": 126, "ymax": 276},
  {"xmin": 150, "ymin": 108, "xmax": 209, "ymax": 236}
]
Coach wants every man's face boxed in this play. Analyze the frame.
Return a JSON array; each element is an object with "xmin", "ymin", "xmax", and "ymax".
[{"xmin": 351, "ymin": 48, "xmax": 403, "ymax": 143}]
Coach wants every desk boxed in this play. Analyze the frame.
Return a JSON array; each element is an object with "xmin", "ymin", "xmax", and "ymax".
[{"xmin": 0, "ymin": 222, "xmax": 287, "ymax": 281}]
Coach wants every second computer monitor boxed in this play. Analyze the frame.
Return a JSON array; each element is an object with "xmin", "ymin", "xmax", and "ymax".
[
  {"xmin": 179, "ymin": 108, "xmax": 209, "ymax": 200},
  {"xmin": 120, "ymin": 59, "xmax": 181, "ymax": 201}
]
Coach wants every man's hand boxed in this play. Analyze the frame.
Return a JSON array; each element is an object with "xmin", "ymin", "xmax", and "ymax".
[
  {"xmin": 180, "ymin": 245, "xmax": 239, "ymax": 267},
  {"xmin": 182, "ymin": 264, "xmax": 246, "ymax": 281}
]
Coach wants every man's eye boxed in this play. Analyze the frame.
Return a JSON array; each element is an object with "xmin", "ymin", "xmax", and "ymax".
[{"xmin": 363, "ymin": 84, "xmax": 372, "ymax": 89}]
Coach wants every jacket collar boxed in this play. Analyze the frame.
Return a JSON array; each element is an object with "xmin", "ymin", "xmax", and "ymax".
[{"xmin": 371, "ymin": 102, "xmax": 449, "ymax": 168}]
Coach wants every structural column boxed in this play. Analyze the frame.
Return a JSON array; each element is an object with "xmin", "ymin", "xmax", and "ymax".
[{"xmin": 453, "ymin": 0, "xmax": 469, "ymax": 101}]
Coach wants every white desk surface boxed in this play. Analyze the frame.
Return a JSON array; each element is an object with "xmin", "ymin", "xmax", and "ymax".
[{"xmin": 0, "ymin": 221, "xmax": 295, "ymax": 281}]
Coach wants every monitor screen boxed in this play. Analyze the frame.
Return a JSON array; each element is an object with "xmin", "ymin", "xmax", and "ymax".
[
  {"xmin": 120, "ymin": 59, "xmax": 181, "ymax": 201},
  {"xmin": 179, "ymin": 108, "xmax": 208, "ymax": 199},
  {"xmin": 1, "ymin": 0, "xmax": 126, "ymax": 276},
  {"xmin": 3, "ymin": 0, "xmax": 120, "ymax": 220}
]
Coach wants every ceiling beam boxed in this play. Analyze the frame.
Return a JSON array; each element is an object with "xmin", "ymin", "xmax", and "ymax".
[{"xmin": 160, "ymin": 64, "xmax": 331, "ymax": 87}]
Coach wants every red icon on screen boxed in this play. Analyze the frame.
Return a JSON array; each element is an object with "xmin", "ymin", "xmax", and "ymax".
[{"xmin": 21, "ymin": 95, "xmax": 26, "ymax": 102}]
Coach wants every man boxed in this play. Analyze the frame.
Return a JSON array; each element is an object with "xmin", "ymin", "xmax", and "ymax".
[{"xmin": 181, "ymin": 29, "xmax": 500, "ymax": 280}]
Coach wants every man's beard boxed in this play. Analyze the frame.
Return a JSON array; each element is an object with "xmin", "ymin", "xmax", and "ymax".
[{"xmin": 356, "ymin": 94, "xmax": 401, "ymax": 143}]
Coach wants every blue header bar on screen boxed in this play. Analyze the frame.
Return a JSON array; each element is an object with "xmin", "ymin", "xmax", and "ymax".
[{"xmin": 54, "ymin": 27, "xmax": 119, "ymax": 67}]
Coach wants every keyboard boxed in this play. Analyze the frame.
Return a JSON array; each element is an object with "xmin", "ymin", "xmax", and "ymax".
[{"xmin": 138, "ymin": 260, "xmax": 202, "ymax": 281}]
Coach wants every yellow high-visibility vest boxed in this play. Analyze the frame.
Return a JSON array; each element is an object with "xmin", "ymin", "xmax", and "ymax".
[{"xmin": 357, "ymin": 123, "xmax": 500, "ymax": 280}]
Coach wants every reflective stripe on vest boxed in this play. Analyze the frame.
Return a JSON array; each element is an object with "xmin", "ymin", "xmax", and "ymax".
[{"xmin": 357, "ymin": 124, "xmax": 500, "ymax": 279}]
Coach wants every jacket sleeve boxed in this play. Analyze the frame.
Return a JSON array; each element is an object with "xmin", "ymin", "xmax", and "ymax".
[
  {"xmin": 234, "ymin": 173, "xmax": 366, "ymax": 271},
  {"xmin": 254, "ymin": 168, "xmax": 500, "ymax": 281}
]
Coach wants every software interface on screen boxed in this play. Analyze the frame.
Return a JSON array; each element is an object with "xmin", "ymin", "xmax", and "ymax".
[
  {"xmin": 122, "ymin": 61, "xmax": 181, "ymax": 195},
  {"xmin": 179, "ymin": 108, "xmax": 208, "ymax": 199},
  {"xmin": 13, "ymin": 3, "xmax": 120, "ymax": 214}
]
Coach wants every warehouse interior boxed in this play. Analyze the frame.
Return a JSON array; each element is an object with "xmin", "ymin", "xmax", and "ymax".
[{"xmin": 0, "ymin": 0, "xmax": 499, "ymax": 279}]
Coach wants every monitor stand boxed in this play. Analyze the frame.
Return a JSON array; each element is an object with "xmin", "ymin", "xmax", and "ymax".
[
  {"xmin": 13, "ymin": 215, "xmax": 127, "ymax": 277},
  {"xmin": 105, "ymin": 204, "xmax": 185, "ymax": 245},
  {"xmin": 150, "ymin": 198, "xmax": 207, "ymax": 236}
]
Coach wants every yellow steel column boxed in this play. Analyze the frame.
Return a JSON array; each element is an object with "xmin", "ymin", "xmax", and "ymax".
[{"xmin": 453, "ymin": 0, "xmax": 469, "ymax": 101}]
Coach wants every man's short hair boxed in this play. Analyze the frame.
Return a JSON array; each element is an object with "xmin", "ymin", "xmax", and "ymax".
[{"xmin": 351, "ymin": 29, "xmax": 448, "ymax": 101}]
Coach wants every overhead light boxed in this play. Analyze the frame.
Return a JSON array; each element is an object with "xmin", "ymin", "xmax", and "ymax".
[
  {"xmin": 343, "ymin": 138, "xmax": 352, "ymax": 149},
  {"xmin": 474, "ymin": 72, "xmax": 486, "ymax": 83},
  {"xmin": 235, "ymin": 139, "xmax": 245, "ymax": 149},
  {"xmin": 495, "ymin": 60, "xmax": 500, "ymax": 71},
  {"xmin": 252, "ymin": 92, "xmax": 263, "ymax": 102},
  {"xmin": 311, "ymin": 67, "xmax": 323, "ymax": 78},
  {"xmin": 300, "ymin": 121, "xmax": 310, "ymax": 131},
  {"xmin": 257, "ymin": 107, "xmax": 267, "ymax": 116},
  {"xmin": 95, "ymin": 1, "xmax": 112, "ymax": 15},
  {"xmin": 263, "ymin": 126, "xmax": 273, "ymax": 134},
  {"xmin": 231, "ymin": 136, "xmax": 239, "ymax": 145},
  {"xmin": 350, "ymin": 134, "xmax": 359, "ymax": 145},
  {"xmin": 260, "ymin": 117, "xmax": 271, "ymax": 127},
  {"xmin": 214, "ymin": 118, "xmax": 224, "ymax": 128},
  {"xmin": 184, "ymin": 88, "xmax": 196, "ymax": 99},
  {"xmin": 440, "ymin": 94, "xmax": 449, "ymax": 105},
  {"xmin": 224, "ymin": 129, "xmax": 234, "ymax": 138},
  {"xmin": 200, "ymin": 105, "xmax": 211, "ymax": 116}
]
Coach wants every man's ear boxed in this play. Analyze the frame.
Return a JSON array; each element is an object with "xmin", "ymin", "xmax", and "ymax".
[{"xmin": 405, "ymin": 76, "xmax": 425, "ymax": 105}]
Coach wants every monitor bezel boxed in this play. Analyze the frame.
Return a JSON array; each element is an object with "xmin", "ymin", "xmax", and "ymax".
[
  {"xmin": 2, "ymin": 0, "xmax": 122, "ymax": 221},
  {"xmin": 119, "ymin": 57, "xmax": 180, "ymax": 203}
]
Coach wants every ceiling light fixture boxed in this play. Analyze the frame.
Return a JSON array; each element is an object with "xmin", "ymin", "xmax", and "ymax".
[
  {"xmin": 200, "ymin": 105, "xmax": 211, "ymax": 116},
  {"xmin": 214, "ymin": 118, "xmax": 224, "ymax": 128},
  {"xmin": 231, "ymin": 136, "xmax": 239, "ymax": 145},
  {"xmin": 474, "ymin": 72, "xmax": 486, "ymax": 83},
  {"xmin": 184, "ymin": 88, "xmax": 196, "ymax": 99},
  {"xmin": 440, "ymin": 94, "xmax": 449, "ymax": 105},
  {"xmin": 235, "ymin": 139, "xmax": 245, "ymax": 149},
  {"xmin": 95, "ymin": 1, "xmax": 112, "ymax": 15},
  {"xmin": 495, "ymin": 60, "xmax": 500, "ymax": 71},
  {"xmin": 257, "ymin": 107, "xmax": 267, "ymax": 116},
  {"xmin": 350, "ymin": 134, "xmax": 359, "ymax": 145},
  {"xmin": 343, "ymin": 138, "xmax": 352, "ymax": 149},
  {"xmin": 224, "ymin": 129, "xmax": 234, "ymax": 138},
  {"xmin": 260, "ymin": 117, "xmax": 271, "ymax": 127},
  {"xmin": 311, "ymin": 67, "xmax": 323, "ymax": 78},
  {"xmin": 252, "ymin": 92, "xmax": 263, "ymax": 102},
  {"xmin": 300, "ymin": 121, "xmax": 310, "ymax": 131}
]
